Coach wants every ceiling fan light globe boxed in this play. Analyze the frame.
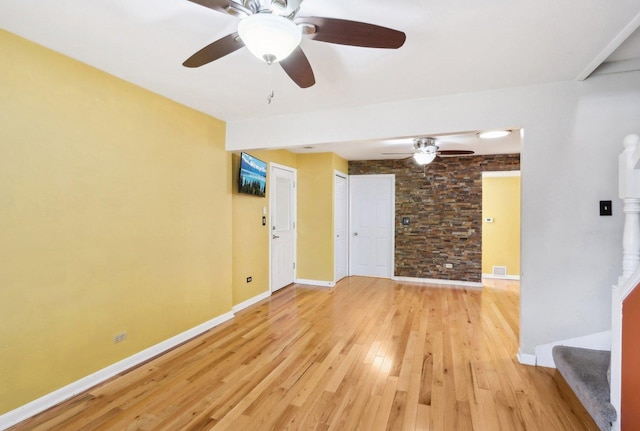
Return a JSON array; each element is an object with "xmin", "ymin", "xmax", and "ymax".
[
  {"xmin": 413, "ymin": 152, "xmax": 436, "ymax": 165},
  {"xmin": 238, "ymin": 13, "xmax": 302, "ymax": 63}
]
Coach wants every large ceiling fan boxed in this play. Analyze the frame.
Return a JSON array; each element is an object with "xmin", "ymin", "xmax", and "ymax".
[
  {"xmin": 384, "ymin": 137, "xmax": 475, "ymax": 165},
  {"xmin": 182, "ymin": 0, "xmax": 406, "ymax": 89}
]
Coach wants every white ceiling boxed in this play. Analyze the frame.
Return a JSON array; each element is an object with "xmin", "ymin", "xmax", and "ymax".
[{"xmin": 2, "ymin": 0, "xmax": 639, "ymax": 160}]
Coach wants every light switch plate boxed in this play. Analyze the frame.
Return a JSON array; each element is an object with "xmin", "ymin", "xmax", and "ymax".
[{"xmin": 600, "ymin": 200, "xmax": 612, "ymax": 216}]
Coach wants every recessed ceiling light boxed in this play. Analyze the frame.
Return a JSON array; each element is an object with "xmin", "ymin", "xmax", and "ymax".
[{"xmin": 477, "ymin": 130, "xmax": 511, "ymax": 139}]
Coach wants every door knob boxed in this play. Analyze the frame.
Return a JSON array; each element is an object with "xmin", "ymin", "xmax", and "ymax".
[{"xmin": 353, "ymin": 232, "xmax": 358, "ymax": 236}]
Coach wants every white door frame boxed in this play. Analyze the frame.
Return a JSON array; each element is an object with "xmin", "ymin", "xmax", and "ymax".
[
  {"xmin": 348, "ymin": 174, "xmax": 395, "ymax": 278},
  {"xmin": 334, "ymin": 170, "xmax": 349, "ymax": 282},
  {"xmin": 269, "ymin": 162, "xmax": 297, "ymax": 293}
]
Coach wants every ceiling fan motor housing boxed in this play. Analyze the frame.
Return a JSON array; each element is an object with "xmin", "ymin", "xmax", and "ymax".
[
  {"xmin": 271, "ymin": 0, "xmax": 303, "ymax": 15},
  {"xmin": 414, "ymin": 138, "xmax": 438, "ymax": 152}
]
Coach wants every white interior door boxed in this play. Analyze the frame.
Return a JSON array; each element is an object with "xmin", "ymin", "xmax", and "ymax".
[
  {"xmin": 270, "ymin": 164, "xmax": 296, "ymax": 292},
  {"xmin": 349, "ymin": 174, "xmax": 394, "ymax": 278},
  {"xmin": 334, "ymin": 172, "xmax": 348, "ymax": 282}
]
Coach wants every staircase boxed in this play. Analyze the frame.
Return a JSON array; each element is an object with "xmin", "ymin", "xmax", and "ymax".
[
  {"xmin": 552, "ymin": 346, "xmax": 616, "ymax": 430},
  {"xmin": 550, "ymin": 134, "xmax": 640, "ymax": 431}
]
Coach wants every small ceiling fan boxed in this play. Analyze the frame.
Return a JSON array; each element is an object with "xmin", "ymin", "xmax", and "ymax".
[
  {"xmin": 383, "ymin": 137, "xmax": 475, "ymax": 165},
  {"xmin": 182, "ymin": 0, "xmax": 406, "ymax": 89}
]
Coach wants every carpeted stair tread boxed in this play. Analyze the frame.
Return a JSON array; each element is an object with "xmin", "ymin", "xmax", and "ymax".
[{"xmin": 552, "ymin": 346, "xmax": 616, "ymax": 431}]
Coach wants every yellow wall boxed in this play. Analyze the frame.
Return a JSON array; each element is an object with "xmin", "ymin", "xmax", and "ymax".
[
  {"xmin": 482, "ymin": 174, "xmax": 521, "ymax": 276},
  {"xmin": 0, "ymin": 31, "xmax": 232, "ymax": 413},
  {"xmin": 1, "ymin": 29, "xmax": 347, "ymax": 416},
  {"xmin": 297, "ymin": 153, "xmax": 338, "ymax": 281},
  {"xmin": 333, "ymin": 153, "xmax": 348, "ymax": 175},
  {"xmin": 231, "ymin": 150, "xmax": 297, "ymax": 305}
]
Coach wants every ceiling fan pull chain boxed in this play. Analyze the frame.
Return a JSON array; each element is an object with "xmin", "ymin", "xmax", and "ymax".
[{"xmin": 264, "ymin": 54, "xmax": 275, "ymax": 104}]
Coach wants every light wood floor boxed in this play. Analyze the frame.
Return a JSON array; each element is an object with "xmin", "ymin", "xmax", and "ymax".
[{"xmin": 10, "ymin": 277, "xmax": 598, "ymax": 430}]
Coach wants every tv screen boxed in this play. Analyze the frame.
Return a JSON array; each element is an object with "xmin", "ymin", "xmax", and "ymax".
[{"xmin": 238, "ymin": 152, "xmax": 267, "ymax": 197}]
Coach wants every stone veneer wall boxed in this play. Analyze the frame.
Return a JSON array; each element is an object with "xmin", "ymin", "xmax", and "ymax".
[{"xmin": 349, "ymin": 154, "xmax": 520, "ymax": 282}]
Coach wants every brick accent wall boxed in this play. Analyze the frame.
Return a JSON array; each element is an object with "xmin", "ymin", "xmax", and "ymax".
[{"xmin": 349, "ymin": 154, "xmax": 520, "ymax": 282}]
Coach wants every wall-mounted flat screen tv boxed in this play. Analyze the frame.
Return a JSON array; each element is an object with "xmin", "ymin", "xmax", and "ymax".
[{"xmin": 238, "ymin": 152, "xmax": 267, "ymax": 197}]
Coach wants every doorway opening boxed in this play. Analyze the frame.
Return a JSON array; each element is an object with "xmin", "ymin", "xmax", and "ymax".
[{"xmin": 481, "ymin": 171, "xmax": 521, "ymax": 281}]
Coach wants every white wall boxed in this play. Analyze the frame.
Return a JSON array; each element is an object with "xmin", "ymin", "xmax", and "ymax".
[{"xmin": 227, "ymin": 70, "xmax": 640, "ymax": 355}]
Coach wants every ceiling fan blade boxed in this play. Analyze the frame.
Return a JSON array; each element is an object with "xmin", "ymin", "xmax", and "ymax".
[
  {"xmin": 437, "ymin": 150, "xmax": 475, "ymax": 156},
  {"xmin": 186, "ymin": 0, "xmax": 232, "ymax": 14},
  {"xmin": 296, "ymin": 17, "xmax": 406, "ymax": 49},
  {"xmin": 183, "ymin": 32, "xmax": 244, "ymax": 68},
  {"xmin": 279, "ymin": 47, "xmax": 316, "ymax": 88},
  {"xmin": 382, "ymin": 152, "xmax": 413, "ymax": 155}
]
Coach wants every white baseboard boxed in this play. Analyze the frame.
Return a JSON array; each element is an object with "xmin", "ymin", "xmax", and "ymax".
[
  {"xmin": 0, "ymin": 311, "xmax": 235, "ymax": 430},
  {"xmin": 481, "ymin": 273, "xmax": 520, "ymax": 280},
  {"xmin": 392, "ymin": 276, "xmax": 483, "ymax": 289},
  {"xmin": 295, "ymin": 279, "xmax": 335, "ymax": 288},
  {"xmin": 232, "ymin": 291, "xmax": 271, "ymax": 314},
  {"xmin": 517, "ymin": 351, "xmax": 537, "ymax": 366},
  {"xmin": 534, "ymin": 330, "xmax": 612, "ymax": 368}
]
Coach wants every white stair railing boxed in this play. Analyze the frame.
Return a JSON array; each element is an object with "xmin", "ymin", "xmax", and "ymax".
[{"xmin": 611, "ymin": 133, "xmax": 640, "ymax": 431}]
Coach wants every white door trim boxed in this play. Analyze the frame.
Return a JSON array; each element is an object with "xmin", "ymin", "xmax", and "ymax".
[
  {"xmin": 269, "ymin": 162, "xmax": 297, "ymax": 293},
  {"xmin": 334, "ymin": 170, "xmax": 349, "ymax": 283}
]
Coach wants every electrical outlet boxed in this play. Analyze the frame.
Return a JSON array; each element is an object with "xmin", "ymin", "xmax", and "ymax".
[
  {"xmin": 445, "ymin": 263, "xmax": 453, "ymax": 269},
  {"xmin": 113, "ymin": 331, "xmax": 127, "ymax": 344},
  {"xmin": 246, "ymin": 276, "xmax": 252, "ymax": 283}
]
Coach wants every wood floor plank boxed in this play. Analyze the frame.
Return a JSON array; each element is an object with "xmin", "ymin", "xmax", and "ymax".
[
  {"xmin": 415, "ymin": 404, "xmax": 430, "ymax": 431},
  {"xmin": 8, "ymin": 277, "xmax": 600, "ymax": 431}
]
